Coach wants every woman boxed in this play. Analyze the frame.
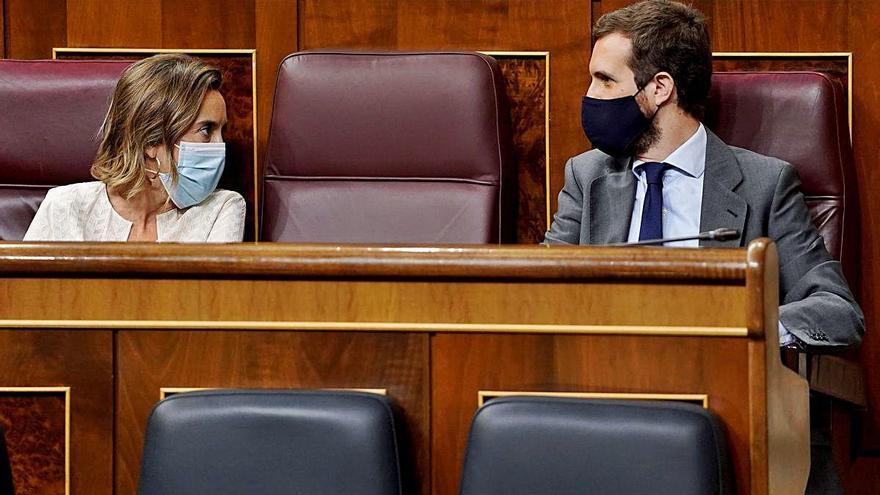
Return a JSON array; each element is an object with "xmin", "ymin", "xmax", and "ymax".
[{"xmin": 24, "ymin": 54, "xmax": 245, "ymax": 242}]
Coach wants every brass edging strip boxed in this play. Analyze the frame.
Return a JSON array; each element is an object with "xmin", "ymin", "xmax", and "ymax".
[
  {"xmin": 159, "ymin": 387, "xmax": 387, "ymax": 400},
  {"xmin": 478, "ymin": 390, "xmax": 709, "ymax": 408},
  {"xmin": 0, "ymin": 386, "xmax": 71, "ymax": 495},
  {"xmin": 712, "ymin": 51, "xmax": 853, "ymax": 143},
  {"xmin": 0, "ymin": 319, "xmax": 747, "ymax": 336},
  {"xmin": 480, "ymin": 50, "xmax": 552, "ymax": 229},
  {"xmin": 52, "ymin": 47, "xmax": 262, "ymax": 240}
]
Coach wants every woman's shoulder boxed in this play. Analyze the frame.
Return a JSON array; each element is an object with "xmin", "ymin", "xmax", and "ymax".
[
  {"xmin": 198, "ymin": 189, "xmax": 246, "ymax": 210},
  {"xmin": 41, "ymin": 181, "xmax": 106, "ymax": 209},
  {"xmin": 43, "ymin": 181, "xmax": 105, "ymax": 203}
]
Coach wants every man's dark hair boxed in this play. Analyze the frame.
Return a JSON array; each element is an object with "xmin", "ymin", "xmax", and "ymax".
[{"xmin": 594, "ymin": 0, "xmax": 712, "ymax": 118}]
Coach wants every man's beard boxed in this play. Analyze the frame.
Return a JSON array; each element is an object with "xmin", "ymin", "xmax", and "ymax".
[{"xmin": 631, "ymin": 116, "xmax": 662, "ymax": 157}]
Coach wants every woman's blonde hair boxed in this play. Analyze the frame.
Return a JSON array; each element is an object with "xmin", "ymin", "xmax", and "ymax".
[{"xmin": 91, "ymin": 53, "xmax": 222, "ymax": 199}]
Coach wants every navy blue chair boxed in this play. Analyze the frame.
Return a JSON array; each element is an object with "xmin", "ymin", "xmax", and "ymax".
[
  {"xmin": 138, "ymin": 390, "xmax": 403, "ymax": 495},
  {"xmin": 459, "ymin": 397, "xmax": 733, "ymax": 495}
]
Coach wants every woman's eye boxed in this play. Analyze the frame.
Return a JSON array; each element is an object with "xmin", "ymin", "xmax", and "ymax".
[{"xmin": 198, "ymin": 126, "xmax": 211, "ymax": 137}]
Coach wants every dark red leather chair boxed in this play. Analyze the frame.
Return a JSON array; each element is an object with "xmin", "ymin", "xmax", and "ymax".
[
  {"xmin": 706, "ymin": 71, "xmax": 863, "ymax": 405},
  {"xmin": 261, "ymin": 51, "xmax": 516, "ymax": 243},
  {"xmin": 0, "ymin": 60, "xmax": 130, "ymax": 240},
  {"xmin": 706, "ymin": 71, "xmax": 857, "ymax": 286}
]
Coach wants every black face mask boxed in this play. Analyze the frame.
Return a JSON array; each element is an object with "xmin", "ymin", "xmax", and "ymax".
[{"xmin": 580, "ymin": 89, "xmax": 653, "ymax": 158}]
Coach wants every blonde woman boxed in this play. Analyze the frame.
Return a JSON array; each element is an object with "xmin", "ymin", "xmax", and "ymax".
[{"xmin": 24, "ymin": 54, "xmax": 245, "ymax": 242}]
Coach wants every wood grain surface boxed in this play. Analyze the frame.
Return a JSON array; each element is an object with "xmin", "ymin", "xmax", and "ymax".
[
  {"xmin": 115, "ymin": 331, "xmax": 429, "ymax": 494},
  {"xmin": 0, "ymin": 331, "xmax": 113, "ymax": 495},
  {"xmin": 3, "ymin": 0, "xmax": 879, "ymax": 491},
  {"xmin": 0, "ymin": 242, "xmax": 749, "ymax": 282}
]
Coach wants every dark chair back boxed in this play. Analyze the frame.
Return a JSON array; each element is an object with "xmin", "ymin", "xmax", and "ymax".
[
  {"xmin": 459, "ymin": 397, "xmax": 733, "ymax": 495},
  {"xmin": 138, "ymin": 390, "xmax": 403, "ymax": 495},
  {"xmin": 261, "ymin": 51, "xmax": 516, "ymax": 243},
  {"xmin": 706, "ymin": 71, "xmax": 857, "ymax": 285},
  {"xmin": 0, "ymin": 60, "xmax": 130, "ymax": 240}
]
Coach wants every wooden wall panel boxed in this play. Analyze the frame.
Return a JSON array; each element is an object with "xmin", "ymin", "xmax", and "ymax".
[
  {"xmin": 115, "ymin": 331, "xmax": 429, "ymax": 495},
  {"xmin": 161, "ymin": 0, "xmax": 255, "ymax": 49},
  {"xmin": 846, "ymin": 2, "xmax": 880, "ymax": 492},
  {"xmin": 254, "ymin": 0, "xmax": 298, "ymax": 163},
  {"xmin": 4, "ymin": 0, "xmax": 65, "ymax": 59},
  {"xmin": 66, "ymin": 0, "xmax": 161, "ymax": 48},
  {"xmin": 1, "ymin": 0, "xmax": 6, "ymax": 58},
  {"xmin": 0, "ymin": 331, "xmax": 113, "ymax": 495}
]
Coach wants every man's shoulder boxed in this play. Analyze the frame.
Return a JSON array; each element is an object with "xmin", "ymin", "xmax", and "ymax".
[
  {"xmin": 726, "ymin": 144, "xmax": 791, "ymax": 178},
  {"xmin": 567, "ymin": 149, "xmax": 625, "ymax": 181}
]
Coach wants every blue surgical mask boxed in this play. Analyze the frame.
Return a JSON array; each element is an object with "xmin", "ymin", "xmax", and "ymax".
[
  {"xmin": 153, "ymin": 142, "xmax": 226, "ymax": 209},
  {"xmin": 581, "ymin": 88, "xmax": 653, "ymax": 159}
]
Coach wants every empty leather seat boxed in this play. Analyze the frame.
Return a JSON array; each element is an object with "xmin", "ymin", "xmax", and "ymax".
[
  {"xmin": 459, "ymin": 397, "xmax": 733, "ymax": 495},
  {"xmin": 0, "ymin": 60, "xmax": 130, "ymax": 240},
  {"xmin": 261, "ymin": 51, "xmax": 516, "ymax": 243},
  {"xmin": 138, "ymin": 390, "xmax": 403, "ymax": 495}
]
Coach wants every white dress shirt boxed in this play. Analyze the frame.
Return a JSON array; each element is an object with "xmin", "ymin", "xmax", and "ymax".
[
  {"xmin": 625, "ymin": 123, "xmax": 795, "ymax": 345},
  {"xmin": 628, "ymin": 123, "xmax": 706, "ymax": 247}
]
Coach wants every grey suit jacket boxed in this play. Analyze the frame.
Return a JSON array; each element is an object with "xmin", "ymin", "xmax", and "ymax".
[{"xmin": 544, "ymin": 129, "xmax": 864, "ymax": 347}]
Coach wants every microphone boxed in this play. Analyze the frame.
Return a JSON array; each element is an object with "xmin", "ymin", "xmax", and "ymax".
[{"xmin": 607, "ymin": 228, "xmax": 739, "ymax": 247}]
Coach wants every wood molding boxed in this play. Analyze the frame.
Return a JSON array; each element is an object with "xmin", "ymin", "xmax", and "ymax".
[{"xmin": 0, "ymin": 242, "xmax": 749, "ymax": 281}]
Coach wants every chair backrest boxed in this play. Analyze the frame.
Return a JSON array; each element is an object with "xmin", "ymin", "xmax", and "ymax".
[
  {"xmin": 0, "ymin": 425, "xmax": 14, "ymax": 495},
  {"xmin": 459, "ymin": 397, "xmax": 733, "ymax": 495},
  {"xmin": 705, "ymin": 71, "xmax": 857, "ymax": 286},
  {"xmin": 0, "ymin": 59, "xmax": 130, "ymax": 240},
  {"xmin": 261, "ymin": 51, "xmax": 516, "ymax": 243},
  {"xmin": 138, "ymin": 390, "xmax": 403, "ymax": 495}
]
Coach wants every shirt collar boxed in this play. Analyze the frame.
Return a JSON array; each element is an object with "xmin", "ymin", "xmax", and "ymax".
[{"xmin": 632, "ymin": 123, "xmax": 707, "ymax": 179}]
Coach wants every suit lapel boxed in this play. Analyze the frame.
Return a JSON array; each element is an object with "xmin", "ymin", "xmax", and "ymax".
[
  {"xmin": 699, "ymin": 131, "xmax": 747, "ymax": 247},
  {"xmin": 589, "ymin": 156, "xmax": 636, "ymax": 245}
]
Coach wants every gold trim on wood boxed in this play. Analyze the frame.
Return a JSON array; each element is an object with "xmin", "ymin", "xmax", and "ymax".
[
  {"xmin": 160, "ymin": 387, "xmax": 387, "ymax": 400},
  {"xmin": 477, "ymin": 390, "xmax": 709, "ymax": 408},
  {"xmin": 712, "ymin": 52, "xmax": 853, "ymax": 143},
  {"xmin": 0, "ymin": 319, "xmax": 748, "ymax": 337},
  {"xmin": 52, "ymin": 47, "xmax": 262, "ymax": 240},
  {"xmin": 0, "ymin": 386, "xmax": 71, "ymax": 495},
  {"xmin": 480, "ymin": 50, "xmax": 552, "ymax": 229}
]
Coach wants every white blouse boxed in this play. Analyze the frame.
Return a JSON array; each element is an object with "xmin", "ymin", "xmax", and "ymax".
[{"xmin": 23, "ymin": 181, "xmax": 246, "ymax": 242}]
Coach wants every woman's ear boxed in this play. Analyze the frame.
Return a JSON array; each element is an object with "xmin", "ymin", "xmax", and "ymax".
[{"xmin": 144, "ymin": 145, "xmax": 159, "ymax": 161}]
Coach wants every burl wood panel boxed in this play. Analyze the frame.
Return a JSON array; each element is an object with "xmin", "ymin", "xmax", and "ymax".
[
  {"xmin": 115, "ymin": 331, "xmax": 429, "ymax": 494},
  {"xmin": 0, "ymin": 394, "xmax": 65, "ymax": 495},
  {"xmin": 431, "ymin": 333, "xmax": 752, "ymax": 495},
  {"xmin": 54, "ymin": 51, "xmax": 258, "ymax": 241},
  {"xmin": 493, "ymin": 55, "xmax": 548, "ymax": 243},
  {"xmin": 0, "ymin": 331, "xmax": 113, "ymax": 495}
]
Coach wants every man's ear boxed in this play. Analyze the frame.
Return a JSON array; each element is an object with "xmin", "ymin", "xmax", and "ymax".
[{"xmin": 651, "ymin": 71, "xmax": 676, "ymax": 107}]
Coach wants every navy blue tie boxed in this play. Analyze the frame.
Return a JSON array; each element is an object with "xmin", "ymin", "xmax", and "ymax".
[{"xmin": 638, "ymin": 162, "xmax": 670, "ymax": 242}]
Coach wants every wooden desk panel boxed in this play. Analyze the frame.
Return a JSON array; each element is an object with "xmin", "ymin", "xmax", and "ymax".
[
  {"xmin": 0, "ymin": 241, "xmax": 808, "ymax": 495},
  {"xmin": 115, "ymin": 331, "xmax": 429, "ymax": 495},
  {"xmin": 432, "ymin": 334, "xmax": 751, "ymax": 494},
  {"xmin": 0, "ymin": 331, "xmax": 112, "ymax": 495}
]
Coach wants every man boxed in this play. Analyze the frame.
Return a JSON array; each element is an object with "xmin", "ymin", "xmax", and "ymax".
[{"xmin": 544, "ymin": 1, "xmax": 864, "ymax": 493}]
